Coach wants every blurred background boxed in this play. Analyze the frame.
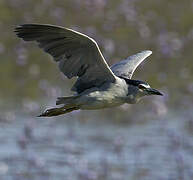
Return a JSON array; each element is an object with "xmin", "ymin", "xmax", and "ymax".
[{"xmin": 0, "ymin": 0, "xmax": 193, "ymax": 179}]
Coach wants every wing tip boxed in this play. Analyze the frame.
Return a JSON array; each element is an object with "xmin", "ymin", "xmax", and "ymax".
[{"xmin": 141, "ymin": 50, "xmax": 152, "ymax": 56}]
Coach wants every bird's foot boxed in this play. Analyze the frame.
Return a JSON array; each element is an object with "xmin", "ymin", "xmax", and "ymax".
[
  {"xmin": 38, "ymin": 108, "xmax": 64, "ymax": 117},
  {"xmin": 37, "ymin": 107, "xmax": 79, "ymax": 117}
]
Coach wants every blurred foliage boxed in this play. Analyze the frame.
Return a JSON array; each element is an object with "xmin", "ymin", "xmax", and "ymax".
[{"xmin": 0, "ymin": 0, "xmax": 193, "ymax": 109}]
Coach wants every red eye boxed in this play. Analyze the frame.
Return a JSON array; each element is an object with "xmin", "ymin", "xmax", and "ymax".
[{"xmin": 138, "ymin": 84, "xmax": 145, "ymax": 89}]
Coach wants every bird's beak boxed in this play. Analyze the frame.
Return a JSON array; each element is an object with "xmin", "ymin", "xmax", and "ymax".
[{"xmin": 147, "ymin": 88, "xmax": 163, "ymax": 96}]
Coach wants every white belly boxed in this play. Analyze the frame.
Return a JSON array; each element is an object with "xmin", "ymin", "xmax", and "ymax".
[
  {"xmin": 79, "ymin": 94, "xmax": 125, "ymax": 110},
  {"xmin": 75, "ymin": 78, "xmax": 128, "ymax": 110}
]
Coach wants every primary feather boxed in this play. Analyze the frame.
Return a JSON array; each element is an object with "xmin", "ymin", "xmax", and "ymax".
[{"xmin": 15, "ymin": 24, "xmax": 116, "ymax": 93}]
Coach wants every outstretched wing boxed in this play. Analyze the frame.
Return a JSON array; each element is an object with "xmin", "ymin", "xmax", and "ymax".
[
  {"xmin": 110, "ymin": 50, "xmax": 152, "ymax": 79},
  {"xmin": 15, "ymin": 24, "xmax": 116, "ymax": 93}
]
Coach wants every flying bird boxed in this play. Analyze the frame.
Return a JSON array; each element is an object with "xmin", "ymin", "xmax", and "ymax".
[{"xmin": 15, "ymin": 24, "xmax": 163, "ymax": 117}]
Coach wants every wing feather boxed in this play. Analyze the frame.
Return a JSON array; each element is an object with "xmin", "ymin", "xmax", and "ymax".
[
  {"xmin": 15, "ymin": 24, "xmax": 116, "ymax": 93},
  {"xmin": 110, "ymin": 50, "xmax": 152, "ymax": 79}
]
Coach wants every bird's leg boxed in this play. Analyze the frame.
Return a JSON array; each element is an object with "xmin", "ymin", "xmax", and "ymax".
[{"xmin": 38, "ymin": 107, "xmax": 79, "ymax": 117}]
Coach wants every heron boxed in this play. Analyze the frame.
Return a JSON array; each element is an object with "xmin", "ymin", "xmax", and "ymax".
[{"xmin": 15, "ymin": 24, "xmax": 163, "ymax": 117}]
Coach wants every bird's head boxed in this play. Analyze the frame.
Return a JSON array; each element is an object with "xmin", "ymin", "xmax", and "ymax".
[
  {"xmin": 137, "ymin": 82, "xmax": 163, "ymax": 97},
  {"xmin": 124, "ymin": 78, "xmax": 163, "ymax": 103}
]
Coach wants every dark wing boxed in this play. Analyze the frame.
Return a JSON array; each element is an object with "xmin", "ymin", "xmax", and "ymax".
[
  {"xmin": 15, "ymin": 24, "xmax": 116, "ymax": 93},
  {"xmin": 110, "ymin": 50, "xmax": 152, "ymax": 79}
]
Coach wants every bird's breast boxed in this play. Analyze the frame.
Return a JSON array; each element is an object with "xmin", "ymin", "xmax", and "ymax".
[{"xmin": 77, "ymin": 78, "xmax": 128, "ymax": 110}]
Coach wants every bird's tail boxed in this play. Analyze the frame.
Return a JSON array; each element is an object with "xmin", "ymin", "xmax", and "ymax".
[
  {"xmin": 56, "ymin": 95, "xmax": 80, "ymax": 105},
  {"xmin": 38, "ymin": 95, "xmax": 80, "ymax": 117}
]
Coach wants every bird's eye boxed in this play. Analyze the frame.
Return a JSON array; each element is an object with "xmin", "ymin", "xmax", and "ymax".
[{"xmin": 138, "ymin": 84, "xmax": 146, "ymax": 89}]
